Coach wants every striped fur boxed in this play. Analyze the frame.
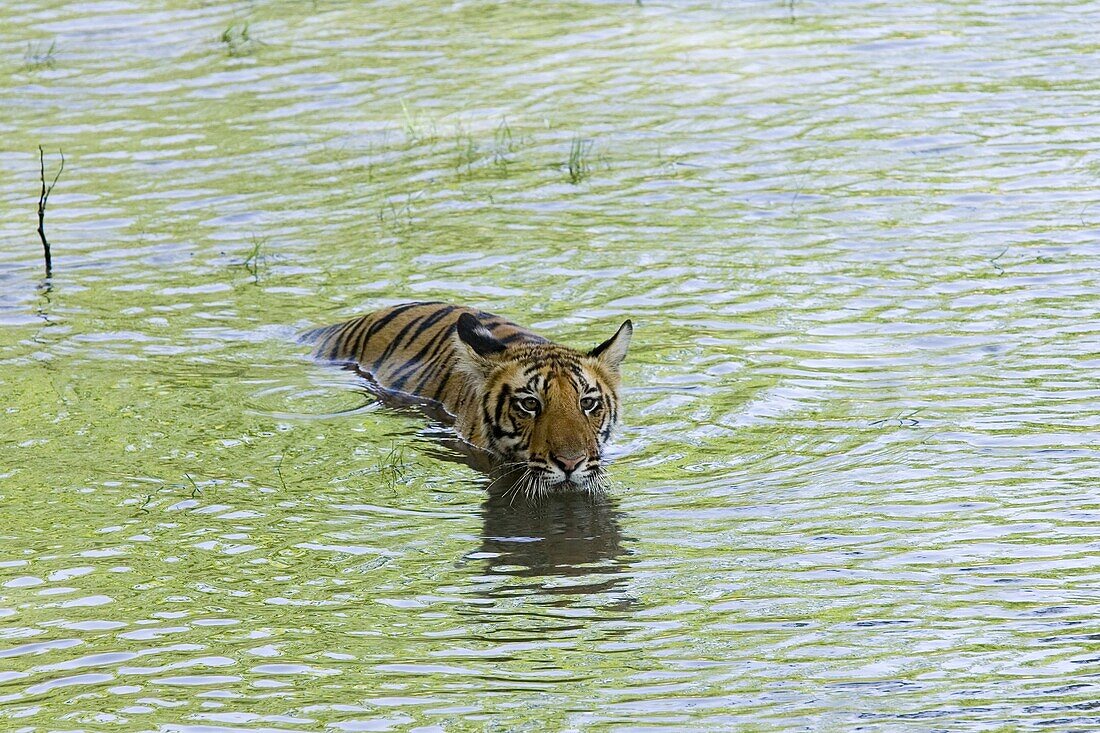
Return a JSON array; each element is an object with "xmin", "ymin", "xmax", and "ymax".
[{"xmin": 302, "ymin": 302, "xmax": 633, "ymax": 496}]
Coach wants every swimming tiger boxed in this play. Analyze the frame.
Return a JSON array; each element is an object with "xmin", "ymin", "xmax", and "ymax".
[{"xmin": 301, "ymin": 302, "xmax": 632, "ymax": 496}]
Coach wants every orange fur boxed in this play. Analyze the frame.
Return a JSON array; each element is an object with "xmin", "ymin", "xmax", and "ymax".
[{"xmin": 303, "ymin": 302, "xmax": 632, "ymax": 494}]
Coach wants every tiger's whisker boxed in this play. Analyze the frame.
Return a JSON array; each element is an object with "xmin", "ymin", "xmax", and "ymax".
[
  {"xmin": 485, "ymin": 462, "xmax": 528, "ymax": 494},
  {"xmin": 507, "ymin": 470, "xmax": 532, "ymax": 508}
]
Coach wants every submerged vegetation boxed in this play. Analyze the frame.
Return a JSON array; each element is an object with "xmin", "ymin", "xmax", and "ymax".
[
  {"xmin": 450, "ymin": 117, "xmax": 526, "ymax": 176},
  {"xmin": 493, "ymin": 117, "xmax": 518, "ymax": 167},
  {"xmin": 295, "ymin": 109, "xmax": 615, "ymax": 242},
  {"xmin": 375, "ymin": 443, "xmax": 407, "ymax": 491},
  {"xmin": 568, "ymin": 136, "xmax": 594, "ymax": 184},
  {"xmin": 220, "ymin": 22, "xmax": 257, "ymax": 57},
  {"xmin": 241, "ymin": 234, "xmax": 268, "ymax": 282},
  {"xmin": 22, "ymin": 39, "xmax": 57, "ymax": 71},
  {"xmin": 401, "ymin": 100, "xmax": 437, "ymax": 147}
]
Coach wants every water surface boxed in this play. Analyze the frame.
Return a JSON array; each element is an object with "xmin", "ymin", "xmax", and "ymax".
[{"xmin": 2, "ymin": 0, "xmax": 1100, "ymax": 730}]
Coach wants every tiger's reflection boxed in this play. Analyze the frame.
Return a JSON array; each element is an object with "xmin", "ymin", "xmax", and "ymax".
[
  {"xmin": 472, "ymin": 488, "xmax": 633, "ymax": 601},
  {"xmin": 413, "ymin": 425, "xmax": 634, "ymax": 598}
]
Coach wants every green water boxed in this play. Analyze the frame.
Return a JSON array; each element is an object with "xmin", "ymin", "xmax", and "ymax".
[{"xmin": 2, "ymin": 0, "xmax": 1100, "ymax": 730}]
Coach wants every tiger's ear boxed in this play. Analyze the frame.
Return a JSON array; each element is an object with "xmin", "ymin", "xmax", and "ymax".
[
  {"xmin": 455, "ymin": 312, "xmax": 506, "ymax": 375},
  {"xmin": 588, "ymin": 319, "xmax": 632, "ymax": 371}
]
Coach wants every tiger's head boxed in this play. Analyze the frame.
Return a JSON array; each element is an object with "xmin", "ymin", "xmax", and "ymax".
[{"xmin": 455, "ymin": 313, "xmax": 633, "ymax": 496}]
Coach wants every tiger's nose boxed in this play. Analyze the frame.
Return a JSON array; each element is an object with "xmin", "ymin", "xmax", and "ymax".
[{"xmin": 551, "ymin": 452, "xmax": 585, "ymax": 473}]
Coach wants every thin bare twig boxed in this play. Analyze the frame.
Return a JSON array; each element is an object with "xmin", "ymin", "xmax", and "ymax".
[
  {"xmin": 37, "ymin": 146, "xmax": 64, "ymax": 277},
  {"xmin": 989, "ymin": 247, "xmax": 1008, "ymax": 276}
]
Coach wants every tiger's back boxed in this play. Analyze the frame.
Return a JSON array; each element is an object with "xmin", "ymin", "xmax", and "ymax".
[{"xmin": 302, "ymin": 301, "xmax": 546, "ymax": 415}]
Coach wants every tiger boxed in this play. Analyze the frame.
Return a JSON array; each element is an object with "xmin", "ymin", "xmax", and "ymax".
[{"xmin": 301, "ymin": 302, "xmax": 632, "ymax": 497}]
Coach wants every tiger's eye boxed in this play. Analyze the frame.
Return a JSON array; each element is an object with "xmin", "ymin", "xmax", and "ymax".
[
  {"xmin": 580, "ymin": 397, "xmax": 600, "ymax": 412},
  {"xmin": 518, "ymin": 397, "xmax": 540, "ymax": 413}
]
